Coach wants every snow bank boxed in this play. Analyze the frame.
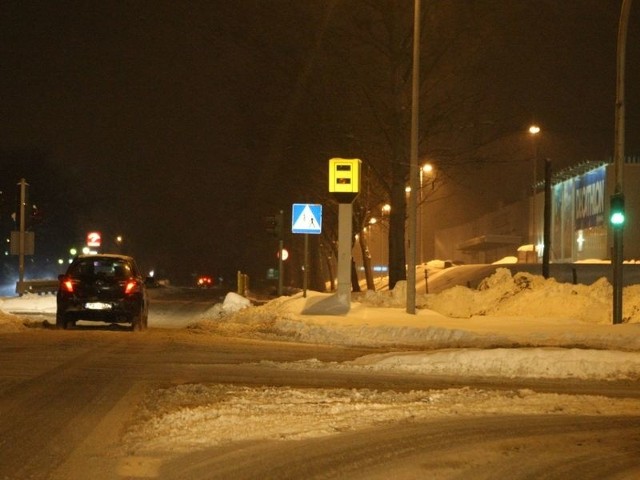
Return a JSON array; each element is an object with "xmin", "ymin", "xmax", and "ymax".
[
  {"xmin": 424, "ymin": 269, "xmax": 617, "ymax": 323},
  {"xmin": 348, "ymin": 348, "xmax": 640, "ymax": 380},
  {"xmin": 0, "ymin": 310, "xmax": 28, "ymax": 332},
  {"xmin": 122, "ymin": 383, "xmax": 640, "ymax": 456},
  {"xmin": 190, "ymin": 269, "xmax": 640, "ymax": 352}
]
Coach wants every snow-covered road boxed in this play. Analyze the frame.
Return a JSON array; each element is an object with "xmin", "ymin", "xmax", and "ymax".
[{"xmin": 1, "ymin": 268, "xmax": 640, "ymax": 478}]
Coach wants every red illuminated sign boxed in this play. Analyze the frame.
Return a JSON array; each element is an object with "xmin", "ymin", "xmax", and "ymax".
[{"xmin": 87, "ymin": 232, "xmax": 102, "ymax": 248}]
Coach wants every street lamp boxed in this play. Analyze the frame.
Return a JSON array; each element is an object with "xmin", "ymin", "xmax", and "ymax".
[
  {"xmin": 368, "ymin": 217, "xmax": 378, "ymax": 273},
  {"xmin": 419, "ymin": 163, "xmax": 434, "ymax": 264},
  {"xmin": 406, "ymin": 0, "xmax": 421, "ymax": 314},
  {"xmin": 528, "ymin": 125, "xmax": 541, "ymax": 252}
]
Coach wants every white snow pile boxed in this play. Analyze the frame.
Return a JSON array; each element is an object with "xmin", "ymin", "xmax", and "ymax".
[
  {"xmin": 191, "ymin": 291, "xmax": 251, "ymax": 318},
  {"xmin": 424, "ymin": 268, "xmax": 620, "ymax": 322},
  {"xmin": 191, "ymin": 268, "xmax": 640, "ymax": 352},
  {"xmin": 121, "ymin": 383, "xmax": 640, "ymax": 456},
  {"xmin": 0, "ymin": 310, "xmax": 29, "ymax": 332}
]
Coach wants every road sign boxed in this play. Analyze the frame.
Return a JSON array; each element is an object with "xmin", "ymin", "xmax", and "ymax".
[
  {"xmin": 292, "ymin": 204, "xmax": 322, "ymax": 234},
  {"xmin": 87, "ymin": 231, "xmax": 102, "ymax": 247},
  {"xmin": 329, "ymin": 158, "xmax": 361, "ymax": 193}
]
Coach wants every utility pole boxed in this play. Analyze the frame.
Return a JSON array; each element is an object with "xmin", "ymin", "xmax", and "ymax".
[
  {"xmin": 542, "ymin": 159, "xmax": 551, "ymax": 278},
  {"xmin": 407, "ymin": 0, "xmax": 421, "ymax": 314},
  {"xmin": 612, "ymin": 0, "xmax": 632, "ymax": 325},
  {"xmin": 17, "ymin": 178, "xmax": 28, "ymax": 293},
  {"xmin": 276, "ymin": 210, "xmax": 284, "ymax": 297}
]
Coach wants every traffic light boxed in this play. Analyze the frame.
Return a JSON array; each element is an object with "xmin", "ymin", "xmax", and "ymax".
[
  {"xmin": 265, "ymin": 211, "xmax": 283, "ymax": 239},
  {"xmin": 610, "ymin": 193, "xmax": 625, "ymax": 227}
]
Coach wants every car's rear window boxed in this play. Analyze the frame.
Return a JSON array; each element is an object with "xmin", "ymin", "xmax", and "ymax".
[{"xmin": 68, "ymin": 259, "xmax": 134, "ymax": 279}]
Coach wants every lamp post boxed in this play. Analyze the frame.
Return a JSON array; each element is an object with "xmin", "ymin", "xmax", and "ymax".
[
  {"xmin": 419, "ymin": 163, "xmax": 434, "ymax": 265},
  {"xmin": 528, "ymin": 125, "xmax": 541, "ymax": 256},
  {"xmin": 381, "ymin": 204, "xmax": 390, "ymax": 271},
  {"xmin": 407, "ymin": 0, "xmax": 421, "ymax": 314}
]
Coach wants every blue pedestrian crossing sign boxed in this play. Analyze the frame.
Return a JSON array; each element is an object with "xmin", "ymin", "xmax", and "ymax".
[{"xmin": 292, "ymin": 203, "xmax": 322, "ymax": 234}]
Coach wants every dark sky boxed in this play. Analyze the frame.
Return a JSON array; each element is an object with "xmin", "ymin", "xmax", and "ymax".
[{"xmin": 1, "ymin": 1, "xmax": 638, "ymax": 284}]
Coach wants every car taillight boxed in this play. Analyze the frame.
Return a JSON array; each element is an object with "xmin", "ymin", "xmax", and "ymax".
[
  {"xmin": 124, "ymin": 280, "xmax": 140, "ymax": 294},
  {"xmin": 61, "ymin": 279, "xmax": 74, "ymax": 293}
]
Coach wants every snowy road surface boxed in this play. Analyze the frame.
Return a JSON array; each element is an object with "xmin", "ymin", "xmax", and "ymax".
[
  {"xmin": 1, "ymin": 268, "xmax": 640, "ymax": 479},
  {"xmin": 0, "ymin": 327, "xmax": 638, "ymax": 479}
]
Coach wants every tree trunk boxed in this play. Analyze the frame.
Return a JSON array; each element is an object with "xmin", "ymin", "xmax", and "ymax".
[
  {"xmin": 388, "ymin": 153, "xmax": 408, "ymax": 290},
  {"xmin": 350, "ymin": 258, "xmax": 361, "ymax": 292},
  {"xmin": 359, "ymin": 229, "xmax": 376, "ymax": 291},
  {"xmin": 309, "ymin": 235, "xmax": 328, "ymax": 292}
]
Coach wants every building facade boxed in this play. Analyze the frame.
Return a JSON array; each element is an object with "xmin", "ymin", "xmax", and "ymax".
[{"xmin": 435, "ymin": 159, "xmax": 640, "ymax": 264}]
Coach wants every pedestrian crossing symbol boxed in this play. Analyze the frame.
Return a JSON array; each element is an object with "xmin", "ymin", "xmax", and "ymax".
[{"xmin": 292, "ymin": 204, "xmax": 322, "ymax": 234}]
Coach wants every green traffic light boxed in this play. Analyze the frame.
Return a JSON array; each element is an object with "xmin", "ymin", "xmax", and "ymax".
[
  {"xmin": 611, "ymin": 211, "xmax": 625, "ymax": 226},
  {"xmin": 610, "ymin": 193, "xmax": 625, "ymax": 227}
]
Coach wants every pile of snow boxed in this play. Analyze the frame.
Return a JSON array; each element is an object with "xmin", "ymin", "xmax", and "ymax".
[
  {"xmin": 121, "ymin": 383, "xmax": 640, "ymax": 456},
  {"xmin": 190, "ymin": 269, "xmax": 640, "ymax": 352},
  {"xmin": 0, "ymin": 310, "xmax": 30, "ymax": 332},
  {"xmin": 424, "ymin": 269, "xmax": 620, "ymax": 323},
  {"xmin": 192, "ymin": 291, "xmax": 251, "ymax": 319}
]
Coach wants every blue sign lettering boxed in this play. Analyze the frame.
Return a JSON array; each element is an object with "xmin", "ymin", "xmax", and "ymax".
[{"xmin": 574, "ymin": 167, "xmax": 605, "ymax": 229}]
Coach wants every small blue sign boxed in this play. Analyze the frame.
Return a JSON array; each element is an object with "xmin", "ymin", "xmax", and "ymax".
[{"xmin": 292, "ymin": 204, "xmax": 322, "ymax": 234}]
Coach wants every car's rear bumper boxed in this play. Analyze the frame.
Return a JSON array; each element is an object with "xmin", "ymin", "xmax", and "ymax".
[{"xmin": 57, "ymin": 297, "xmax": 146, "ymax": 323}]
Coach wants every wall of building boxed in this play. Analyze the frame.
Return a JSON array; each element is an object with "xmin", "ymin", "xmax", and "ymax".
[
  {"xmin": 435, "ymin": 199, "xmax": 528, "ymax": 264},
  {"xmin": 434, "ymin": 160, "xmax": 640, "ymax": 264},
  {"xmin": 620, "ymin": 163, "xmax": 640, "ymax": 260}
]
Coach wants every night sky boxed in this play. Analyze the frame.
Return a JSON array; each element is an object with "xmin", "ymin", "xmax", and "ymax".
[{"xmin": 1, "ymin": 1, "xmax": 638, "ymax": 285}]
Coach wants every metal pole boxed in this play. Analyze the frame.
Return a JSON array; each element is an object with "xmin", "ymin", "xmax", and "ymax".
[
  {"xmin": 613, "ymin": 229, "xmax": 623, "ymax": 324},
  {"xmin": 532, "ymin": 144, "xmax": 537, "ymax": 248},
  {"xmin": 614, "ymin": 0, "xmax": 632, "ymax": 192},
  {"xmin": 277, "ymin": 239, "xmax": 284, "ymax": 297},
  {"xmin": 18, "ymin": 179, "xmax": 27, "ymax": 293},
  {"xmin": 303, "ymin": 234, "xmax": 309, "ymax": 298},
  {"xmin": 337, "ymin": 203, "xmax": 352, "ymax": 311},
  {"xmin": 612, "ymin": 0, "xmax": 632, "ymax": 325},
  {"xmin": 419, "ymin": 170, "xmax": 423, "ymax": 266},
  {"xmin": 542, "ymin": 159, "xmax": 551, "ymax": 278},
  {"xmin": 407, "ymin": 0, "xmax": 421, "ymax": 314}
]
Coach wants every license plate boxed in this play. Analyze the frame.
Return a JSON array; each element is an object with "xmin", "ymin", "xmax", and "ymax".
[{"xmin": 85, "ymin": 302, "xmax": 112, "ymax": 310}]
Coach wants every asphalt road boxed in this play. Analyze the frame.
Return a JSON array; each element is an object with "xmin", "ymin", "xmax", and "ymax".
[{"xmin": 0, "ymin": 288, "xmax": 639, "ymax": 479}]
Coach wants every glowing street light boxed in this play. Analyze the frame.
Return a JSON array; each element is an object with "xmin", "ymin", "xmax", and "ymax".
[
  {"xmin": 529, "ymin": 125, "xmax": 542, "ymax": 248},
  {"xmin": 419, "ymin": 163, "xmax": 435, "ymax": 265}
]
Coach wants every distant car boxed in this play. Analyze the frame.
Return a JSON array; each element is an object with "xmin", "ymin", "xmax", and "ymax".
[
  {"xmin": 56, "ymin": 254, "xmax": 149, "ymax": 331},
  {"xmin": 196, "ymin": 275, "xmax": 213, "ymax": 288}
]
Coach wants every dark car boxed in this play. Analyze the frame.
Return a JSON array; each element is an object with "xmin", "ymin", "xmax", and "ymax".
[
  {"xmin": 56, "ymin": 254, "xmax": 149, "ymax": 331},
  {"xmin": 196, "ymin": 275, "xmax": 213, "ymax": 288}
]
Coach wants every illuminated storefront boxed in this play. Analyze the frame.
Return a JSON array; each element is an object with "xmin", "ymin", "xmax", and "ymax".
[{"xmin": 553, "ymin": 165, "xmax": 607, "ymax": 262}]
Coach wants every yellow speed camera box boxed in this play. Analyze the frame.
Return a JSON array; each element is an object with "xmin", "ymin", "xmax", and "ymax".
[{"xmin": 329, "ymin": 158, "xmax": 361, "ymax": 193}]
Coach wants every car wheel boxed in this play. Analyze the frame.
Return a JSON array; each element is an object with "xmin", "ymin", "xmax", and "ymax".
[
  {"xmin": 131, "ymin": 315, "xmax": 143, "ymax": 332},
  {"xmin": 56, "ymin": 313, "xmax": 70, "ymax": 330}
]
